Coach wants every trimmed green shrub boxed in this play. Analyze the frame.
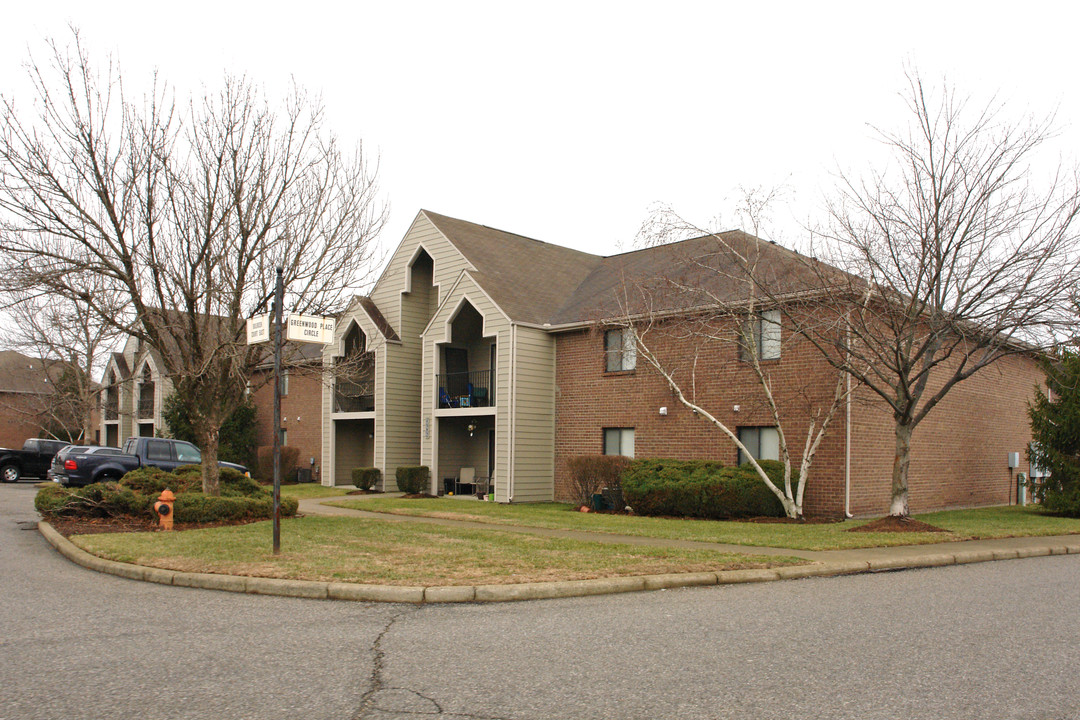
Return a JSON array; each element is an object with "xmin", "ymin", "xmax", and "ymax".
[
  {"xmin": 35, "ymin": 484, "xmax": 78, "ymax": 516},
  {"xmin": 35, "ymin": 463, "xmax": 296, "ymax": 524},
  {"xmin": 352, "ymin": 467, "xmax": 381, "ymax": 491},
  {"xmin": 120, "ymin": 466, "xmax": 200, "ymax": 495},
  {"xmin": 35, "ymin": 481, "xmax": 154, "ymax": 519},
  {"xmin": 565, "ymin": 455, "xmax": 633, "ymax": 506},
  {"xmin": 173, "ymin": 492, "xmax": 298, "ymax": 523},
  {"xmin": 395, "ymin": 466, "xmax": 430, "ymax": 495},
  {"xmin": 256, "ymin": 445, "xmax": 300, "ymax": 482},
  {"xmin": 622, "ymin": 458, "xmax": 789, "ymax": 519}
]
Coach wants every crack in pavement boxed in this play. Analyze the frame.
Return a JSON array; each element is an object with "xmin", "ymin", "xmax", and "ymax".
[{"xmin": 352, "ymin": 607, "xmax": 510, "ymax": 720}]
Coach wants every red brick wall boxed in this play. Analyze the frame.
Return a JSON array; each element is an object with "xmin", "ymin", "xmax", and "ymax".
[
  {"xmin": 554, "ymin": 322, "xmax": 1044, "ymax": 518},
  {"xmin": 250, "ymin": 367, "xmax": 323, "ymax": 480},
  {"xmin": 553, "ymin": 322, "xmax": 849, "ymax": 517},
  {"xmin": 0, "ymin": 392, "xmax": 46, "ymax": 450},
  {"xmin": 848, "ymin": 352, "xmax": 1044, "ymax": 515}
]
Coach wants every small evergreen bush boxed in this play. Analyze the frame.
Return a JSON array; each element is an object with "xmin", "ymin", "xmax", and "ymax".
[
  {"xmin": 352, "ymin": 467, "xmax": 381, "ymax": 491},
  {"xmin": 622, "ymin": 458, "xmax": 788, "ymax": 519},
  {"xmin": 395, "ymin": 466, "xmax": 430, "ymax": 495}
]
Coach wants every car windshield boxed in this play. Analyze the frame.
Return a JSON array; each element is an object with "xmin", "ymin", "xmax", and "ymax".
[{"xmin": 175, "ymin": 442, "xmax": 201, "ymax": 463}]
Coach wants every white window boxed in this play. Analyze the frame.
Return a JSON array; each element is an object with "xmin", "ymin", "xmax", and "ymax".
[
  {"xmin": 742, "ymin": 309, "xmax": 781, "ymax": 361},
  {"xmin": 605, "ymin": 328, "xmax": 637, "ymax": 372},
  {"xmin": 603, "ymin": 428, "xmax": 635, "ymax": 458},
  {"xmin": 737, "ymin": 427, "xmax": 779, "ymax": 465},
  {"xmin": 280, "ymin": 369, "xmax": 289, "ymax": 396},
  {"xmin": 280, "ymin": 428, "xmax": 288, "ymax": 446}
]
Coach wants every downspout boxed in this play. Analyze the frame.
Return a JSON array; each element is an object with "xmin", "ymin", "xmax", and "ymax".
[
  {"xmin": 845, "ymin": 368, "xmax": 852, "ymax": 518},
  {"xmin": 508, "ymin": 324, "xmax": 517, "ymax": 502},
  {"xmin": 844, "ymin": 314, "xmax": 853, "ymax": 518}
]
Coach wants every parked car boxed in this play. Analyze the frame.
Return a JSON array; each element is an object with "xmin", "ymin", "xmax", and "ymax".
[
  {"xmin": 0, "ymin": 438, "xmax": 72, "ymax": 482},
  {"xmin": 45, "ymin": 445, "xmax": 127, "ymax": 484},
  {"xmin": 49, "ymin": 437, "xmax": 249, "ymax": 487}
]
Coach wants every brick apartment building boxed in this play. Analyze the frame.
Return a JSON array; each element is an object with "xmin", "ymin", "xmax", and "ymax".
[
  {"xmin": 323, "ymin": 210, "xmax": 1044, "ymax": 517},
  {"xmin": 0, "ymin": 350, "xmax": 58, "ymax": 449},
  {"xmin": 101, "ymin": 334, "xmax": 323, "ymax": 479}
]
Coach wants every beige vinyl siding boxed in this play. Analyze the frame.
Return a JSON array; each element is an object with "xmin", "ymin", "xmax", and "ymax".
[
  {"xmin": 509, "ymin": 326, "xmax": 556, "ymax": 502},
  {"xmin": 381, "ymin": 341, "xmax": 421, "ymax": 490},
  {"xmin": 420, "ymin": 274, "xmax": 512, "ymax": 499},
  {"xmin": 334, "ymin": 422, "xmax": 374, "ymax": 485},
  {"xmin": 321, "ymin": 299, "xmax": 390, "ymax": 487},
  {"xmin": 369, "ymin": 212, "xmax": 474, "ymax": 332},
  {"xmin": 361, "ymin": 212, "xmax": 479, "ymax": 489}
]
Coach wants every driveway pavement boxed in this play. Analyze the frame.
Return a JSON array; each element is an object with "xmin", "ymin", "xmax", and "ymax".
[{"xmin": 6, "ymin": 482, "xmax": 1080, "ymax": 719}]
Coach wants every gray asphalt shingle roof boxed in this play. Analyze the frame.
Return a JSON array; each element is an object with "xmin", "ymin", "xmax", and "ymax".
[{"xmin": 421, "ymin": 211, "xmax": 834, "ymax": 327}]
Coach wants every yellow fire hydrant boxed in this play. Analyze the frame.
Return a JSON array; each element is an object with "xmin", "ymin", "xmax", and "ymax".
[{"xmin": 154, "ymin": 489, "xmax": 176, "ymax": 531}]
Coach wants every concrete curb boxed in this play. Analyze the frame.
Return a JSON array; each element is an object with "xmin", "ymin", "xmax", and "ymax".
[{"xmin": 36, "ymin": 521, "xmax": 1080, "ymax": 604}]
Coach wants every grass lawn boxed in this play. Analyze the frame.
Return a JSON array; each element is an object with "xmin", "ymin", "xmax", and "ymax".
[
  {"xmin": 69, "ymin": 516, "xmax": 802, "ymax": 586},
  {"xmin": 276, "ymin": 484, "xmax": 356, "ymax": 500},
  {"xmin": 328, "ymin": 498, "xmax": 1080, "ymax": 551}
]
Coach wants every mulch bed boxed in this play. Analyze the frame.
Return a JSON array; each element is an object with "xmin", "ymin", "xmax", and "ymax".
[
  {"xmin": 848, "ymin": 516, "xmax": 950, "ymax": 533},
  {"xmin": 347, "ymin": 489, "xmax": 381, "ymax": 496},
  {"xmin": 48, "ymin": 516, "xmax": 263, "ymax": 537}
]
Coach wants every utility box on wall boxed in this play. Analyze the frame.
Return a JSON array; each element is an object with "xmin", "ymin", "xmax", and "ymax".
[{"xmin": 1008, "ymin": 452, "xmax": 1020, "ymax": 469}]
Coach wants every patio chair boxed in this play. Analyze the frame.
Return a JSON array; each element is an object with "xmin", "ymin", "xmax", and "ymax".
[
  {"xmin": 473, "ymin": 475, "xmax": 490, "ymax": 499},
  {"xmin": 454, "ymin": 467, "xmax": 475, "ymax": 495}
]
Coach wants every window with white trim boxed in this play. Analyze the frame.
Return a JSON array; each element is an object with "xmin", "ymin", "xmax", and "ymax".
[
  {"xmin": 603, "ymin": 427, "xmax": 635, "ymax": 458},
  {"xmin": 604, "ymin": 328, "xmax": 637, "ymax": 372},
  {"xmin": 741, "ymin": 309, "xmax": 781, "ymax": 361},
  {"xmin": 737, "ymin": 427, "xmax": 779, "ymax": 465}
]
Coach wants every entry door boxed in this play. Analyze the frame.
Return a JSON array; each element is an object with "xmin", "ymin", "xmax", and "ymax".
[{"xmin": 444, "ymin": 347, "xmax": 469, "ymax": 397}]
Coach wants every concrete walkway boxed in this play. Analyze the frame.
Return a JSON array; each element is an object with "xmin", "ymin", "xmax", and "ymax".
[{"xmin": 37, "ymin": 492, "xmax": 1080, "ymax": 604}]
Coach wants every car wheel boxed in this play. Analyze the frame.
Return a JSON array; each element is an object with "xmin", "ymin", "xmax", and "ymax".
[{"xmin": 1, "ymin": 464, "xmax": 20, "ymax": 483}]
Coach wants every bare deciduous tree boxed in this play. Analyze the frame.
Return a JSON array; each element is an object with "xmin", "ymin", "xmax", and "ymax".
[
  {"xmin": 0, "ymin": 31, "xmax": 387, "ymax": 493},
  {"xmin": 618, "ymin": 210, "xmax": 853, "ymax": 519},
  {"xmin": 797, "ymin": 70, "xmax": 1080, "ymax": 517},
  {"xmin": 0, "ymin": 278, "xmax": 124, "ymax": 442}
]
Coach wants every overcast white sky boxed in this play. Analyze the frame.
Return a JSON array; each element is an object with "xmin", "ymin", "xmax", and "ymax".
[{"xmin": 3, "ymin": 1, "xmax": 1078, "ymax": 260}]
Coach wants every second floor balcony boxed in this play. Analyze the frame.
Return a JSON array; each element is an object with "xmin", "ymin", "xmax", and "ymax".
[
  {"xmin": 334, "ymin": 380, "xmax": 375, "ymax": 413},
  {"xmin": 137, "ymin": 397, "xmax": 155, "ymax": 419},
  {"xmin": 437, "ymin": 369, "xmax": 494, "ymax": 409}
]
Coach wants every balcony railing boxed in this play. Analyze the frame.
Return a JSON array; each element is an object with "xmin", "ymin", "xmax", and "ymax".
[
  {"xmin": 437, "ymin": 369, "xmax": 494, "ymax": 408},
  {"xmin": 334, "ymin": 381, "xmax": 375, "ymax": 413},
  {"xmin": 137, "ymin": 397, "xmax": 155, "ymax": 419}
]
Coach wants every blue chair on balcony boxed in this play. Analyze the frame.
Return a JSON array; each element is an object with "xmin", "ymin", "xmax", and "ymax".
[
  {"xmin": 472, "ymin": 386, "xmax": 488, "ymax": 407},
  {"xmin": 439, "ymin": 387, "xmax": 456, "ymax": 409}
]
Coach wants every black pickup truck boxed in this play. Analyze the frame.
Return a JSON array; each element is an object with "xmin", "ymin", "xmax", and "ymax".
[
  {"xmin": 1, "ymin": 438, "xmax": 72, "ymax": 482},
  {"xmin": 49, "ymin": 437, "xmax": 249, "ymax": 487}
]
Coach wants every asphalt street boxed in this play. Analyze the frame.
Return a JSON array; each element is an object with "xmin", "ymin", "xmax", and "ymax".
[{"xmin": 3, "ymin": 482, "xmax": 1079, "ymax": 720}]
